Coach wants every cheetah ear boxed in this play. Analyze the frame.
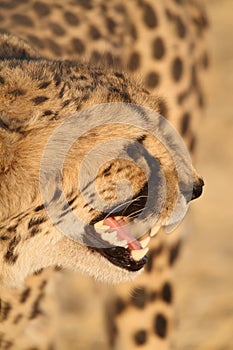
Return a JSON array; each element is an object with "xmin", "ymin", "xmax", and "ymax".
[{"xmin": 0, "ymin": 33, "xmax": 40, "ymax": 60}]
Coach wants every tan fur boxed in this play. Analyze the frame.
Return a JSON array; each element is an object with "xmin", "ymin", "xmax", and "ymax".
[{"xmin": 0, "ymin": 1, "xmax": 208, "ymax": 349}]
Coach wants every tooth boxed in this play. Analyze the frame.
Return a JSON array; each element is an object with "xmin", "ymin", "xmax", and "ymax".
[
  {"xmin": 139, "ymin": 236, "xmax": 151, "ymax": 248},
  {"xmin": 101, "ymin": 231, "xmax": 117, "ymax": 244},
  {"xmin": 94, "ymin": 221, "xmax": 110, "ymax": 230},
  {"xmin": 150, "ymin": 225, "xmax": 160, "ymax": 237},
  {"xmin": 114, "ymin": 239, "xmax": 128, "ymax": 247},
  {"xmin": 131, "ymin": 248, "xmax": 149, "ymax": 261},
  {"xmin": 114, "ymin": 216, "xmax": 123, "ymax": 221},
  {"xmin": 94, "ymin": 220, "xmax": 104, "ymax": 228}
]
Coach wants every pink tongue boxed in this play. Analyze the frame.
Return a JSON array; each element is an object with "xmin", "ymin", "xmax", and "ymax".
[{"xmin": 103, "ymin": 217, "xmax": 142, "ymax": 250}]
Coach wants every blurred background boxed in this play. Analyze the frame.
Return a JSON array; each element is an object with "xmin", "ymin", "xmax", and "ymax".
[
  {"xmin": 174, "ymin": 0, "xmax": 233, "ymax": 348},
  {"xmin": 53, "ymin": 1, "xmax": 233, "ymax": 349}
]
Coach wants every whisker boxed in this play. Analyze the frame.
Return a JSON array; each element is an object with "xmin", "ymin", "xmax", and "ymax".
[{"xmin": 103, "ymin": 195, "xmax": 148, "ymax": 220}]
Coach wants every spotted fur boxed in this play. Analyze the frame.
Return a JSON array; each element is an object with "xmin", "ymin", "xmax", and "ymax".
[{"xmin": 0, "ymin": 0, "xmax": 208, "ymax": 349}]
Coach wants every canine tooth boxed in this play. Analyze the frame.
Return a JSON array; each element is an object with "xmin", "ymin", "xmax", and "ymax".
[
  {"xmin": 140, "ymin": 236, "xmax": 151, "ymax": 248},
  {"xmin": 94, "ymin": 220, "xmax": 104, "ymax": 228},
  {"xmin": 131, "ymin": 248, "xmax": 149, "ymax": 261},
  {"xmin": 150, "ymin": 225, "xmax": 160, "ymax": 237}
]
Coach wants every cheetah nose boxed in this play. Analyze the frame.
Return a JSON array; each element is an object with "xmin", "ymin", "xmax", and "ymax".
[{"xmin": 191, "ymin": 178, "xmax": 204, "ymax": 200}]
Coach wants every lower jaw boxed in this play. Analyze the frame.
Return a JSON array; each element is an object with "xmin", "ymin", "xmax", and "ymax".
[{"xmin": 96, "ymin": 246, "xmax": 147, "ymax": 272}]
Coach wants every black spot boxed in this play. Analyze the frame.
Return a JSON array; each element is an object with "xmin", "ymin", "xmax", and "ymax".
[
  {"xmin": 169, "ymin": 241, "xmax": 181, "ymax": 266},
  {"xmin": 49, "ymin": 22, "xmax": 66, "ymax": 36},
  {"xmin": 30, "ymin": 227, "xmax": 40, "ymax": 237},
  {"xmin": 11, "ymin": 14, "xmax": 34, "ymax": 27},
  {"xmin": 0, "ymin": 76, "xmax": 5, "ymax": 84},
  {"xmin": 127, "ymin": 51, "xmax": 140, "ymax": 71},
  {"xmin": 157, "ymin": 99, "xmax": 168, "ymax": 118},
  {"xmin": 114, "ymin": 4, "xmax": 126, "ymax": 13},
  {"xmin": 32, "ymin": 96, "xmax": 49, "ymax": 105},
  {"xmin": 191, "ymin": 65, "xmax": 198, "ymax": 87},
  {"xmin": 102, "ymin": 164, "xmax": 112, "ymax": 176},
  {"xmin": 34, "ymin": 204, "xmax": 45, "ymax": 212},
  {"xmin": 145, "ymin": 244, "xmax": 163, "ymax": 272},
  {"xmin": 89, "ymin": 25, "xmax": 101, "ymax": 40},
  {"xmin": 177, "ymin": 89, "xmax": 189, "ymax": 105},
  {"xmin": 137, "ymin": 134, "xmax": 147, "ymax": 143},
  {"xmin": 106, "ymin": 17, "xmax": 116, "ymax": 34},
  {"xmin": 131, "ymin": 286, "xmax": 147, "ymax": 309},
  {"xmin": 161, "ymin": 282, "xmax": 172, "ymax": 303},
  {"xmin": 189, "ymin": 135, "xmax": 196, "ymax": 153},
  {"xmin": 106, "ymin": 312, "xmax": 118, "ymax": 348},
  {"xmin": 165, "ymin": 8, "xmax": 175, "ymax": 21},
  {"xmin": 152, "ymin": 37, "xmax": 165, "ymax": 59},
  {"xmin": 38, "ymin": 81, "xmax": 51, "ymax": 89},
  {"xmin": 4, "ymin": 237, "xmax": 20, "ymax": 264},
  {"xmin": 28, "ymin": 216, "xmax": 46, "ymax": 229},
  {"xmin": 172, "ymin": 57, "xmax": 183, "ymax": 82},
  {"xmin": 0, "ymin": 302, "xmax": 11, "ymax": 321},
  {"xmin": 68, "ymin": 195, "xmax": 78, "ymax": 206},
  {"xmin": 76, "ymin": 0, "xmax": 93, "ymax": 9},
  {"xmin": 149, "ymin": 290, "xmax": 157, "ymax": 301},
  {"xmin": 64, "ymin": 11, "xmax": 79, "ymax": 26},
  {"xmin": 20, "ymin": 287, "xmax": 31, "ymax": 303},
  {"xmin": 53, "ymin": 73, "xmax": 61, "ymax": 86},
  {"xmin": 90, "ymin": 50, "xmax": 101, "ymax": 63},
  {"xmin": 114, "ymin": 72, "xmax": 124, "ymax": 79},
  {"xmin": 33, "ymin": 1, "xmax": 51, "ymax": 17},
  {"xmin": 0, "ymin": 2, "xmax": 15, "ymax": 9},
  {"xmin": 46, "ymin": 38, "xmax": 62, "ymax": 56},
  {"xmin": 13, "ymin": 313, "xmax": 23, "ymax": 324},
  {"xmin": 7, "ymin": 225, "xmax": 17, "ymax": 233},
  {"xmin": 51, "ymin": 187, "xmax": 62, "ymax": 202},
  {"xmin": 9, "ymin": 89, "xmax": 26, "ymax": 96},
  {"xmin": 143, "ymin": 3, "xmax": 158, "ymax": 28},
  {"xmin": 202, "ymin": 52, "xmax": 209, "ymax": 69},
  {"xmin": 130, "ymin": 23, "xmax": 138, "ymax": 40},
  {"xmin": 198, "ymin": 91, "xmax": 205, "ymax": 110},
  {"xmin": 39, "ymin": 280, "xmax": 47, "ymax": 291},
  {"xmin": 181, "ymin": 112, "xmax": 191, "ymax": 136},
  {"xmin": 54, "ymin": 265, "xmax": 62, "ymax": 272},
  {"xmin": 154, "ymin": 313, "xmax": 167, "ymax": 338},
  {"xmin": 134, "ymin": 329, "xmax": 147, "ymax": 345},
  {"xmin": 34, "ymin": 268, "xmax": 44, "ymax": 275},
  {"xmin": 176, "ymin": 16, "xmax": 186, "ymax": 38},
  {"xmin": 62, "ymin": 195, "xmax": 78, "ymax": 210},
  {"xmin": 29, "ymin": 293, "xmax": 44, "ymax": 320},
  {"xmin": 27, "ymin": 34, "xmax": 45, "ymax": 49},
  {"xmin": 114, "ymin": 297, "xmax": 127, "ymax": 315},
  {"xmin": 72, "ymin": 38, "xmax": 85, "ymax": 54},
  {"xmin": 0, "ymin": 235, "xmax": 9, "ymax": 240},
  {"xmin": 145, "ymin": 71, "xmax": 160, "ymax": 89},
  {"xmin": 62, "ymin": 99, "xmax": 71, "ymax": 108},
  {"xmin": 43, "ymin": 110, "xmax": 53, "ymax": 116}
]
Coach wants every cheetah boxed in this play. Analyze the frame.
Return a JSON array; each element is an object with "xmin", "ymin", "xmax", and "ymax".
[{"xmin": 0, "ymin": 0, "xmax": 208, "ymax": 349}]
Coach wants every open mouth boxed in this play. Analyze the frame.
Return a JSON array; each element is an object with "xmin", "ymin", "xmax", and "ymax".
[{"xmin": 84, "ymin": 216, "xmax": 160, "ymax": 272}]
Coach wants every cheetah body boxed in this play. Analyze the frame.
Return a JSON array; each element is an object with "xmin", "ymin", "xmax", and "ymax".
[{"xmin": 0, "ymin": 1, "xmax": 208, "ymax": 349}]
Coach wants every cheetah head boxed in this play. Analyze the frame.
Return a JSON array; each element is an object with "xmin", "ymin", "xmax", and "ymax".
[{"xmin": 0, "ymin": 35, "xmax": 204, "ymax": 287}]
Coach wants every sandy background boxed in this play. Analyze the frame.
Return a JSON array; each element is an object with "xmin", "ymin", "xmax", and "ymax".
[
  {"xmin": 54, "ymin": 1, "xmax": 233, "ymax": 349},
  {"xmin": 55, "ymin": 1, "xmax": 233, "ymax": 349},
  {"xmin": 173, "ymin": 0, "xmax": 233, "ymax": 348}
]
